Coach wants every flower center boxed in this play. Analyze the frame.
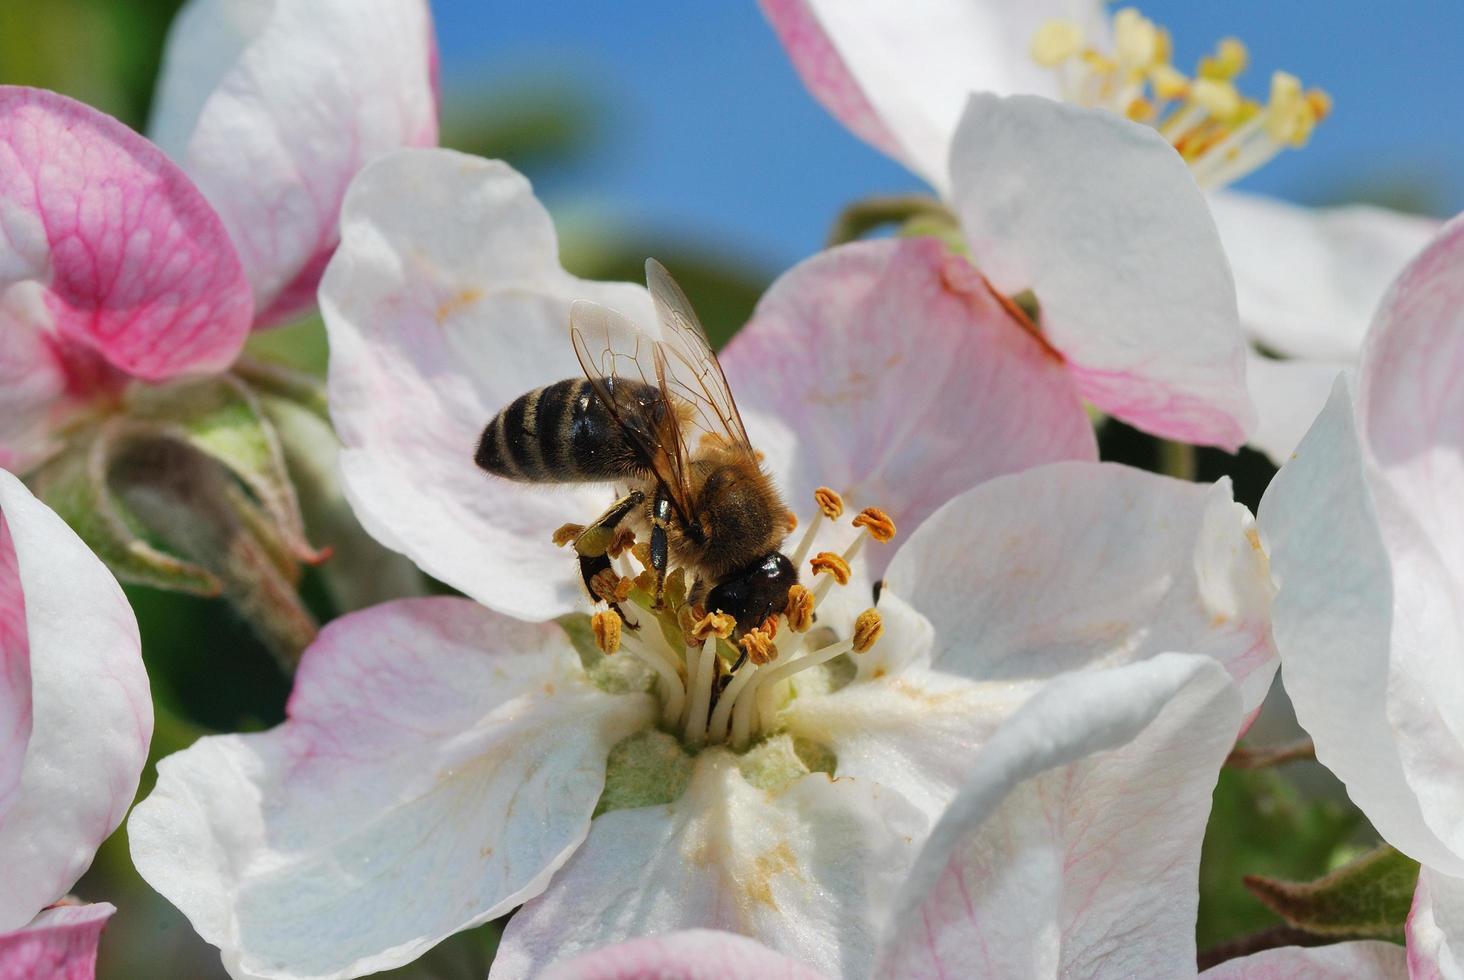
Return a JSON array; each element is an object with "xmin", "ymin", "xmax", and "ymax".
[
  {"xmin": 582, "ymin": 488, "xmax": 893, "ymax": 751},
  {"xmin": 1031, "ymin": 7, "xmax": 1331, "ymax": 190}
]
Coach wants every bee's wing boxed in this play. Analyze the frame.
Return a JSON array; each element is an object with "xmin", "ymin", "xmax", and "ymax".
[
  {"xmin": 644, "ymin": 258, "xmax": 755, "ymax": 456},
  {"xmin": 569, "ymin": 298, "xmax": 697, "ymax": 521}
]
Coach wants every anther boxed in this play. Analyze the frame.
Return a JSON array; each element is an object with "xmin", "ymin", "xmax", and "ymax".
[
  {"xmin": 785, "ymin": 584, "xmax": 814, "ymax": 633},
  {"xmin": 814, "ymin": 487, "xmax": 844, "ymax": 520},
  {"xmin": 552, "ymin": 523, "xmax": 585, "ymax": 548},
  {"xmin": 589, "ymin": 569, "xmax": 633, "ymax": 604},
  {"xmin": 631, "ymin": 541, "xmax": 653, "ymax": 569},
  {"xmin": 784, "ymin": 510, "xmax": 798, "ymax": 534},
  {"xmin": 852, "ymin": 507, "xmax": 897, "ymax": 542},
  {"xmin": 740, "ymin": 628, "xmax": 777, "ymax": 666},
  {"xmin": 810, "ymin": 552, "xmax": 852, "ymax": 586},
  {"xmin": 591, "ymin": 611, "xmax": 621, "ymax": 655},
  {"xmin": 607, "ymin": 527, "xmax": 637, "ymax": 559},
  {"xmin": 1030, "ymin": 19, "xmax": 1084, "ymax": 67},
  {"xmin": 852, "ymin": 608, "xmax": 884, "ymax": 654},
  {"xmin": 691, "ymin": 611, "xmax": 736, "ymax": 641}
]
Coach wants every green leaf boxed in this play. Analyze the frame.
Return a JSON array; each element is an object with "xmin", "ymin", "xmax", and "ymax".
[{"xmin": 1244, "ymin": 844, "xmax": 1420, "ymax": 939}]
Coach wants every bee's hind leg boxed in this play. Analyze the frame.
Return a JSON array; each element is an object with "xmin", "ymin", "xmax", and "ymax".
[
  {"xmin": 578, "ymin": 552, "xmax": 636, "ymax": 629},
  {"xmin": 573, "ymin": 490, "xmax": 645, "ymax": 627}
]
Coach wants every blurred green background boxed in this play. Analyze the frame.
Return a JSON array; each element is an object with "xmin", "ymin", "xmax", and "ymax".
[{"xmin": 4, "ymin": 0, "xmax": 1457, "ymax": 975}]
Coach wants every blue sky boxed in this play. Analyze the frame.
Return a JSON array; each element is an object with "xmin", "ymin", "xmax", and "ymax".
[{"xmin": 430, "ymin": 1, "xmax": 1464, "ymax": 273}]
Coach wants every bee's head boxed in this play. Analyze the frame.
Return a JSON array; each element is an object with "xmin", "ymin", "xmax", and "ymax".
[{"xmin": 707, "ymin": 551, "xmax": 798, "ymax": 634}]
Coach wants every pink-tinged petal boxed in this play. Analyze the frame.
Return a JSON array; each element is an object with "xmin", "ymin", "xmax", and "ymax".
[
  {"xmin": 885, "ymin": 461, "xmax": 1276, "ymax": 715},
  {"xmin": 876, "ymin": 654, "xmax": 1240, "ymax": 979},
  {"xmin": 493, "ymin": 748, "xmax": 925, "ymax": 979},
  {"xmin": 0, "ymin": 471, "xmax": 148, "ymax": 933},
  {"xmin": 1211, "ymin": 190, "xmax": 1441, "ymax": 362},
  {"xmin": 129, "ymin": 597, "xmax": 654, "ymax": 979},
  {"xmin": 0, "ymin": 903, "xmax": 115, "ymax": 980},
  {"xmin": 322, "ymin": 150, "xmax": 656, "ymax": 622},
  {"xmin": 1246, "ymin": 352, "xmax": 1347, "ymax": 465},
  {"xmin": 1358, "ymin": 214, "xmax": 1464, "ymax": 588},
  {"xmin": 760, "ymin": 0, "xmax": 1107, "ymax": 191},
  {"xmin": 542, "ymin": 930, "xmax": 827, "ymax": 980},
  {"xmin": 150, "ymin": 0, "xmax": 439, "ymax": 325},
  {"xmin": 724, "ymin": 236, "xmax": 1095, "ymax": 580},
  {"xmin": 0, "ymin": 87, "xmax": 251, "ymax": 390},
  {"xmin": 1260, "ymin": 380, "xmax": 1464, "ymax": 876},
  {"xmin": 951, "ymin": 94, "xmax": 1255, "ymax": 448},
  {"xmin": 1199, "ymin": 942, "xmax": 1408, "ymax": 979},
  {"xmin": 0, "ymin": 501, "xmax": 30, "ymax": 818},
  {"xmin": 1408, "ymin": 867, "xmax": 1464, "ymax": 980}
]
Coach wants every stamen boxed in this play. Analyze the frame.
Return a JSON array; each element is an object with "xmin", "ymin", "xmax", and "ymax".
[
  {"xmin": 785, "ymin": 584, "xmax": 814, "ymax": 633},
  {"xmin": 591, "ymin": 610, "xmax": 621, "ymax": 655},
  {"xmin": 740, "ymin": 627, "xmax": 778, "ymax": 666},
  {"xmin": 589, "ymin": 569, "xmax": 633, "ymax": 604},
  {"xmin": 1030, "ymin": 9, "xmax": 1329, "ymax": 189},
  {"xmin": 814, "ymin": 486, "xmax": 845, "ymax": 520},
  {"xmin": 552, "ymin": 523, "xmax": 584, "ymax": 548},
  {"xmin": 752, "ymin": 637, "xmax": 856, "ymax": 737},
  {"xmin": 683, "ymin": 637, "xmax": 718, "ymax": 747},
  {"xmin": 708, "ymin": 660, "xmax": 759, "ymax": 745},
  {"xmin": 631, "ymin": 541, "xmax": 653, "ymax": 568},
  {"xmin": 784, "ymin": 510, "xmax": 798, "ymax": 534},
  {"xmin": 852, "ymin": 608, "xmax": 884, "ymax": 653},
  {"xmin": 618, "ymin": 630, "xmax": 685, "ymax": 725},
  {"xmin": 851, "ymin": 507, "xmax": 897, "ymax": 542},
  {"xmin": 607, "ymin": 527, "xmax": 637, "ymax": 559},
  {"xmin": 810, "ymin": 551, "xmax": 852, "ymax": 586},
  {"xmin": 691, "ymin": 611, "xmax": 736, "ymax": 641}
]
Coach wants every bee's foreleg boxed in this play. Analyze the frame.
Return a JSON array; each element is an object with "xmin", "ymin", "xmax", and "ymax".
[
  {"xmin": 574, "ymin": 490, "xmax": 646, "ymax": 558},
  {"xmin": 650, "ymin": 486, "xmax": 673, "ymax": 607}
]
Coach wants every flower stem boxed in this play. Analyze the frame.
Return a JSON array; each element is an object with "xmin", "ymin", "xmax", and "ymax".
[
  {"xmin": 825, "ymin": 194, "xmax": 953, "ymax": 246},
  {"xmin": 1158, "ymin": 439, "xmax": 1198, "ymax": 481},
  {"xmin": 1196, "ymin": 925, "xmax": 1329, "ymax": 971},
  {"xmin": 1225, "ymin": 737, "xmax": 1316, "ymax": 769}
]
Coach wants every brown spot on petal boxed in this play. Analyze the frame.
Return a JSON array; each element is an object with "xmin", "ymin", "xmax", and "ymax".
[
  {"xmin": 745, "ymin": 841, "xmax": 802, "ymax": 909},
  {"xmin": 435, "ymin": 287, "xmax": 483, "ymax": 324}
]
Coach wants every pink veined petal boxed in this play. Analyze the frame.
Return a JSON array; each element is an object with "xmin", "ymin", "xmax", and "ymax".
[
  {"xmin": 0, "ymin": 470, "xmax": 149, "ymax": 932},
  {"xmin": 129, "ymin": 597, "xmax": 654, "ymax": 980},
  {"xmin": 150, "ymin": 0, "xmax": 439, "ymax": 326},
  {"xmin": 1210, "ymin": 189, "xmax": 1442, "ymax": 362},
  {"xmin": 759, "ymin": 0, "xmax": 1107, "ymax": 192},
  {"xmin": 0, "ymin": 506, "xmax": 30, "ymax": 820},
  {"xmin": 950, "ymin": 94, "xmax": 1255, "ymax": 449},
  {"xmin": 0, "ymin": 87, "xmax": 251, "ymax": 396},
  {"xmin": 885, "ymin": 461, "xmax": 1277, "ymax": 715},
  {"xmin": 322, "ymin": 149, "xmax": 657, "ymax": 623},
  {"xmin": 1198, "ymin": 942, "xmax": 1409, "ymax": 979},
  {"xmin": 875, "ymin": 654, "xmax": 1241, "ymax": 980},
  {"xmin": 541, "ymin": 930, "xmax": 828, "ymax": 980},
  {"xmin": 723, "ymin": 236, "xmax": 1095, "ymax": 581},
  {"xmin": 1260, "ymin": 379, "xmax": 1464, "ymax": 876},
  {"xmin": 0, "ymin": 904, "xmax": 115, "ymax": 980},
  {"xmin": 1408, "ymin": 867, "xmax": 1464, "ymax": 980}
]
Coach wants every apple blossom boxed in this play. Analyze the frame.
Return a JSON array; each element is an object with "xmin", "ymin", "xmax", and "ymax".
[
  {"xmin": 1259, "ymin": 214, "xmax": 1464, "ymax": 977},
  {"xmin": 130, "ymin": 147, "xmax": 1277, "ymax": 978},
  {"xmin": 0, "ymin": 469, "xmax": 152, "ymax": 977},
  {"xmin": 761, "ymin": 0, "xmax": 1440, "ymax": 461}
]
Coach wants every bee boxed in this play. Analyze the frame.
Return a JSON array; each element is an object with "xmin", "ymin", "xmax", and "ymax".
[{"xmin": 475, "ymin": 258, "xmax": 796, "ymax": 632}]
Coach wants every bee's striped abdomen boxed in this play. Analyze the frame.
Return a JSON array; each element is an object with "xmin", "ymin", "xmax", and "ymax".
[{"xmin": 475, "ymin": 378, "xmax": 657, "ymax": 483}]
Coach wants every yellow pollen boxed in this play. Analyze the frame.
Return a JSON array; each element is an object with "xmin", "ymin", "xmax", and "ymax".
[
  {"xmin": 551, "ymin": 523, "xmax": 585, "ymax": 548},
  {"xmin": 785, "ymin": 584, "xmax": 814, "ymax": 633},
  {"xmin": 634, "ymin": 568, "xmax": 657, "ymax": 594},
  {"xmin": 813, "ymin": 486, "xmax": 845, "ymax": 520},
  {"xmin": 631, "ymin": 541, "xmax": 653, "ymax": 569},
  {"xmin": 809, "ymin": 552, "xmax": 852, "ymax": 586},
  {"xmin": 591, "ymin": 611, "xmax": 621, "ymax": 655},
  {"xmin": 740, "ymin": 628, "xmax": 777, "ymax": 666},
  {"xmin": 691, "ymin": 611, "xmax": 736, "ymax": 641},
  {"xmin": 1031, "ymin": 10, "xmax": 1328, "ymax": 189},
  {"xmin": 852, "ymin": 608, "xmax": 884, "ymax": 654},
  {"xmin": 784, "ymin": 510, "xmax": 798, "ymax": 534},
  {"xmin": 590, "ymin": 569, "xmax": 634, "ymax": 605},
  {"xmin": 607, "ymin": 527, "xmax": 637, "ymax": 559},
  {"xmin": 1030, "ymin": 19, "xmax": 1084, "ymax": 66},
  {"xmin": 852, "ymin": 507, "xmax": 897, "ymax": 543}
]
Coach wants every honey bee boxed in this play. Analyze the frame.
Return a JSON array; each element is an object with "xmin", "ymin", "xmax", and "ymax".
[{"xmin": 475, "ymin": 258, "xmax": 796, "ymax": 632}]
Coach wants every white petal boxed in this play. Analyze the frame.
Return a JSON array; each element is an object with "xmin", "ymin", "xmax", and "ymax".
[
  {"xmin": 129, "ymin": 598, "xmax": 654, "ymax": 979},
  {"xmin": 150, "ymin": 0, "xmax": 438, "ymax": 323},
  {"xmin": 876, "ymin": 654, "xmax": 1240, "ymax": 979},
  {"xmin": 322, "ymin": 150, "xmax": 657, "ymax": 621},
  {"xmin": 0, "ymin": 903, "xmax": 116, "ymax": 980},
  {"xmin": 1409, "ymin": 867, "xmax": 1464, "ymax": 980},
  {"xmin": 1260, "ymin": 379, "xmax": 1464, "ymax": 875},
  {"xmin": 493, "ymin": 749, "xmax": 926, "ymax": 979},
  {"xmin": 0, "ymin": 471, "xmax": 149, "ymax": 932},
  {"xmin": 951, "ymin": 95, "xmax": 1254, "ymax": 448},
  {"xmin": 1246, "ymin": 352, "xmax": 1347, "ymax": 465},
  {"xmin": 1210, "ymin": 190, "xmax": 1441, "ymax": 361},
  {"xmin": 763, "ymin": 0, "xmax": 1108, "ymax": 190},
  {"xmin": 1199, "ymin": 942, "xmax": 1408, "ymax": 979},
  {"xmin": 885, "ymin": 461, "xmax": 1276, "ymax": 715},
  {"xmin": 541, "ymin": 930, "xmax": 826, "ymax": 980}
]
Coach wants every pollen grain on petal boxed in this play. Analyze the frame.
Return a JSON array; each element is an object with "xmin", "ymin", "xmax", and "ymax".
[
  {"xmin": 813, "ymin": 486, "xmax": 845, "ymax": 520},
  {"xmin": 591, "ymin": 610, "xmax": 622, "ymax": 655},
  {"xmin": 853, "ymin": 608, "xmax": 884, "ymax": 653},
  {"xmin": 852, "ymin": 507, "xmax": 897, "ymax": 542},
  {"xmin": 810, "ymin": 551, "xmax": 852, "ymax": 586}
]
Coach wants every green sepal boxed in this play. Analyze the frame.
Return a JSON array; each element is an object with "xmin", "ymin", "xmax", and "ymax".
[
  {"xmin": 1244, "ymin": 843, "xmax": 1420, "ymax": 940},
  {"xmin": 29, "ymin": 423, "xmax": 222, "ymax": 596},
  {"xmin": 825, "ymin": 193, "xmax": 954, "ymax": 247}
]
